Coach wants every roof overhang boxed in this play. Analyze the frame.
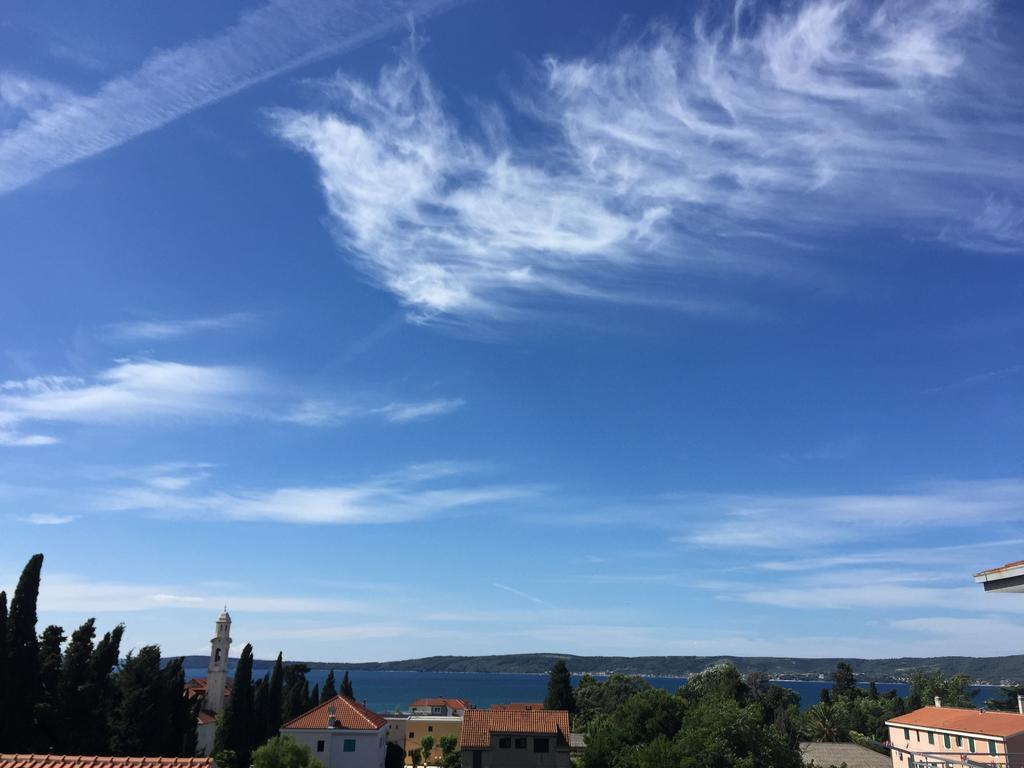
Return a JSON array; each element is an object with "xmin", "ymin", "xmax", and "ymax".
[{"xmin": 974, "ymin": 561, "xmax": 1024, "ymax": 593}]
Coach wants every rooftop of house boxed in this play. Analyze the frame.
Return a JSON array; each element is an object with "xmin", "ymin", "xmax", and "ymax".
[
  {"xmin": 974, "ymin": 560, "xmax": 1024, "ymax": 592},
  {"xmin": 411, "ymin": 698, "xmax": 471, "ymax": 709},
  {"xmin": 0, "ymin": 757, "xmax": 213, "ymax": 768},
  {"xmin": 800, "ymin": 742, "xmax": 890, "ymax": 768},
  {"xmin": 282, "ymin": 695, "xmax": 388, "ymax": 731},
  {"xmin": 184, "ymin": 678, "xmax": 233, "ymax": 700},
  {"xmin": 490, "ymin": 703, "xmax": 546, "ymax": 711},
  {"xmin": 461, "ymin": 709, "xmax": 570, "ymax": 750},
  {"xmin": 886, "ymin": 707, "xmax": 1024, "ymax": 739}
]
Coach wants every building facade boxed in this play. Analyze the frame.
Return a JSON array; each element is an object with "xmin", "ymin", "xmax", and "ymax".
[
  {"xmin": 187, "ymin": 610, "xmax": 233, "ymax": 756},
  {"xmin": 405, "ymin": 716, "xmax": 462, "ymax": 765},
  {"xmin": 459, "ymin": 710, "xmax": 571, "ymax": 768},
  {"xmin": 886, "ymin": 706, "xmax": 1024, "ymax": 768},
  {"xmin": 410, "ymin": 699, "xmax": 471, "ymax": 717},
  {"xmin": 281, "ymin": 695, "xmax": 389, "ymax": 768}
]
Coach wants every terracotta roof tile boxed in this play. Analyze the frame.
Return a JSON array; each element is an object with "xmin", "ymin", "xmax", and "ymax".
[
  {"xmin": 282, "ymin": 695, "xmax": 387, "ymax": 731},
  {"xmin": 461, "ymin": 710, "xmax": 570, "ymax": 749},
  {"xmin": 887, "ymin": 707, "xmax": 1024, "ymax": 738},
  {"xmin": 489, "ymin": 703, "xmax": 545, "ymax": 711},
  {"xmin": 411, "ymin": 698, "xmax": 471, "ymax": 709},
  {"xmin": 975, "ymin": 560, "xmax": 1024, "ymax": 578},
  {"xmin": 0, "ymin": 757, "xmax": 212, "ymax": 768}
]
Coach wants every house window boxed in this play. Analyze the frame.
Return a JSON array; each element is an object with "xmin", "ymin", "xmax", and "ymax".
[
  {"xmin": 533, "ymin": 739, "xmax": 549, "ymax": 753},
  {"xmin": 956, "ymin": 736, "xmax": 962, "ymax": 747},
  {"xmin": 968, "ymin": 738, "xmax": 975, "ymax": 753},
  {"xmin": 428, "ymin": 727, "xmax": 434, "ymax": 733},
  {"xmin": 927, "ymin": 732, "xmax": 934, "ymax": 745},
  {"xmin": 344, "ymin": 739, "xmax": 356, "ymax": 752},
  {"xmin": 903, "ymin": 728, "xmax": 910, "ymax": 740},
  {"xmin": 472, "ymin": 751, "xmax": 482, "ymax": 768},
  {"xmin": 514, "ymin": 738, "xmax": 526, "ymax": 749},
  {"xmin": 409, "ymin": 732, "xmax": 415, "ymax": 739},
  {"xmin": 943, "ymin": 734, "xmax": 950, "ymax": 749},
  {"xmin": 915, "ymin": 731, "xmax": 920, "ymax": 742},
  {"xmin": 989, "ymin": 741, "xmax": 997, "ymax": 756},
  {"xmin": 317, "ymin": 740, "xmax": 325, "ymax": 753},
  {"xmin": 498, "ymin": 738, "xmax": 511, "ymax": 749}
]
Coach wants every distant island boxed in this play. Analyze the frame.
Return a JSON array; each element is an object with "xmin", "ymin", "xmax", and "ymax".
[{"xmin": 176, "ymin": 652, "xmax": 1024, "ymax": 685}]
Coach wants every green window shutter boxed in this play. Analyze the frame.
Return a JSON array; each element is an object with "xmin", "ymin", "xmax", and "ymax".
[
  {"xmin": 989, "ymin": 741, "xmax": 997, "ymax": 756},
  {"xmin": 927, "ymin": 732, "xmax": 934, "ymax": 745},
  {"xmin": 968, "ymin": 738, "xmax": 975, "ymax": 753},
  {"xmin": 943, "ymin": 734, "xmax": 950, "ymax": 749}
]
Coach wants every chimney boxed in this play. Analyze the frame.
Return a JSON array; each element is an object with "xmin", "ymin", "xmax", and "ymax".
[
  {"xmin": 1017, "ymin": 695, "xmax": 1024, "ymax": 715},
  {"xmin": 935, "ymin": 696, "xmax": 943, "ymax": 708},
  {"xmin": 327, "ymin": 705, "xmax": 337, "ymax": 729}
]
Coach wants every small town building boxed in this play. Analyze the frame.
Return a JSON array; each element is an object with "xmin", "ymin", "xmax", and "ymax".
[
  {"xmin": 460, "ymin": 710, "xmax": 571, "ymax": 768},
  {"xmin": 975, "ymin": 561, "xmax": 1024, "ymax": 594},
  {"xmin": 886, "ymin": 705, "xmax": 1024, "ymax": 767},
  {"xmin": 489, "ymin": 704, "xmax": 545, "ymax": 712},
  {"xmin": 405, "ymin": 716, "xmax": 462, "ymax": 765},
  {"xmin": 384, "ymin": 715, "xmax": 409, "ymax": 748},
  {"xmin": 800, "ymin": 741, "xmax": 890, "ymax": 768},
  {"xmin": 411, "ymin": 699, "xmax": 472, "ymax": 717},
  {"xmin": 281, "ymin": 695, "xmax": 389, "ymax": 768}
]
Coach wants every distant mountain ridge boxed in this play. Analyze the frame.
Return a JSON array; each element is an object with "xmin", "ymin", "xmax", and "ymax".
[{"xmin": 175, "ymin": 652, "xmax": 1024, "ymax": 684}]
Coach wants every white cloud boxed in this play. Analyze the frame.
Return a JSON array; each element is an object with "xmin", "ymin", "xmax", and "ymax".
[
  {"xmin": 493, "ymin": 582, "xmax": 548, "ymax": 606},
  {"xmin": 279, "ymin": 0, "xmax": 1022, "ymax": 323},
  {"xmin": 95, "ymin": 461, "xmax": 537, "ymax": 525},
  {"xmin": 105, "ymin": 312, "xmax": 256, "ymax": 342},
  {"xmin": 678, "ymin": 479, "xmax": 1024, "ymax": 549},
  {"xmin": 282, "ymin": 396, "xmax": 464, "ymax": 425},
  {"xmin": 0, "ymin": 0, "xmax": 462, "ymax": 195},
  {"xmin": 22, "ymin": 512, "xmax": 76, "ymax": 525},
  {"xmin": 0, "ymin": 359, "xmax": 259, "ymax": 444},
  {"xmin": 375, "ymin": 398, "xmax": 464, "ymax": 423}
]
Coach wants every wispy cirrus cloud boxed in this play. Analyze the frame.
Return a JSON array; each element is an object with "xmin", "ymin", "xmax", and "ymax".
[
  {"xmin": 104, "ymin": 312, "xmax": 257, "ymax": 342},
  {"xmin": 0, "ymin": 0, "xmax": 463, "ymax": 195},
  {"xmin": 94, "ymin": 461, "xmax": 538, "ymax": 525},
  {"xmin": 278, "ymin": 0, "xmax": 1023, "ymax": 323},
  {"xmin": 0, "ymin": 358, "xmax": 463, "ymax": 446}
]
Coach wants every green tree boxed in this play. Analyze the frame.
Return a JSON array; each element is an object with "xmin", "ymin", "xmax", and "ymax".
[
  {"xmin": 907, "ymin": 670, "xmax": 974, "ymax": 709},
  {"xmin": 341, "ymin": 670, "xmax": 355, "ymax": 699},
  {"xmin": 82, "ymin": 624, "xmax": 125, "ymax": 754},
  {"xmin": 109, "ymin": 646, "xmax": 171, "ymax": 755},
  {"xmin": 58, "ymin": 618, "xmax": 97, "ymax": 751},
  {"xmin": 985, "ymin": 685, "xmax": 1024, "ymax": 712},
  {"xmin": 574, "ymin": 673, "xmax": 650, "ymax": 731},
  {"xmin": 0, "ymin": 591, "xmax": 8, "ymax": 749},
  {"xmin": 682, "ymin": 663, "xmax": 748, "ymax": 704},
  {"xmin": 310, "ymin": 683, "xmax": 320, "ymax": 707},
  {"xmin": 7, "ymin": 553, "xmax": 44, "ymax": 749},
  {"xmin": 831, "ymin": 663, "xmax": 857, "ymax": 700},
  {"xmin": 438, "ymin": 734, "xmax": 459, "ymax": 768},
  {"xmin": 252, "ymin": 735, "xmax": 316, "ymax": 768},
  {"xmin": 34, "ymin": 624, "xmax": 66, "ymax": 751},
  {"xmin": 254, "ymin": 676, "xmax": 270, "ymax": 744},
  {"xmin": 801, "ymin": 702, "xmax": 846, "ymax": 742},
  {"xmin": 409, "ymin": 748, "xmax": 422, "ymax": 768},
  {"xmin": 283, "ymin": 664, "xmax": 310, "ymax": 721},
  {"xmin": 420, "ymin": 735, "xmax": 435, "ymax": 766},
  {"xmin": 386, "ymin": 743, "xmax": 406, "ymax": 768},
  {"xmin": 673, "ymin": 696, "xmax": 802, "ymax": 768},
  {"xmin": 267, "ymin": 653, "xmax": 285, "ymax": 736},
  {"xmin": 321, "ymin": 670, "xmax": 337, "ymax": 701},
  {"xmin": 217, "ymin": 643, "xmax": 257, "ymax": 767},
  {"xmin": 544, "ymin": 659, "xmax": 575, "ymax": 713}
]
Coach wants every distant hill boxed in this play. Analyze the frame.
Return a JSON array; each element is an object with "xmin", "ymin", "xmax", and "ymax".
[{"xmin": 176, "ymin": 652, "xmax": 1024, "ymax": 684}]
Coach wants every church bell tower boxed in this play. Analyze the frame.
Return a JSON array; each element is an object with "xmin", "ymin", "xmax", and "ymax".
[{"xmin": 206, "ymin": 608, "xmax": 231, "ymax": 714}]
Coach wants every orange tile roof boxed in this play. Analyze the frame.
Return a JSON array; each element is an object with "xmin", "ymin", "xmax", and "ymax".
[
  {"xmin": 411, "ymin": 698, "xmax": 471, "ymax": 709},
  {"xmin": 887, "ymin": 707, "xmax": 1024, "ymax": 738},
  {"xmin": 461, "ymin": 710, "xmax": 570, "ymax": 749},
  {"xmin": 282, "ymin": 695, "xmax": 388, "ymax": 731},
  {"xmin": 197, "ymin": 710, "xmax": 217, "ymax": 726},
  {"xmin": 0, "ymin": 757, "xmax": 212, "ymax": 768},
  {"xmin": 489, "ymin": 703, "xmax": 545, "ymax": 711},
  {"xmin": 975, "ymin": 560, "xmax": 1024, "ymax": 578}
]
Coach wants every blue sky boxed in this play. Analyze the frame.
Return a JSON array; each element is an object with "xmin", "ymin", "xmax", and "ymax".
[{"xmin": 1, "ymin": 0, "xmax": 1023, "ymax": 663}]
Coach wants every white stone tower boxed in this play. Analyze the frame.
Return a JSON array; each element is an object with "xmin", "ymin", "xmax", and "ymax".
[{"xmin": 206, "ymin": 607, "xmax": 231, "ymax": 714}]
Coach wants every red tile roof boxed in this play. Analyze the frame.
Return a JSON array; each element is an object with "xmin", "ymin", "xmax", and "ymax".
[
  {"xmin": 184, "ymin": 678, "xmax": 232, "ymax": 701},
  {"xmin": 0, "ymin": 757, "xmax": 212, "ymax": 768},
  {"xmin": 282, "ymin": 695, "xmax": 388, "ymax": 731},
  {"xmin": 887, "ymin": 707, "xmax": 1024, "ymax": 738},
  {"xmin": 197, "ymin": 710, "xmax": 217, "ymax": 726},
  {"xmin": 489, "ymin": 703, "xmax": 545, "ymax": 711},
  {"xmin": 411, "ymin": 698, "xmax": 471, "ymax": 710},
  {"xmin": 975, "ymin": 560, "xmax": 1024, "ymax": 578},
  {"xmin": 461, "ymin": 710, "xmax": 570, "ymax": 749}
]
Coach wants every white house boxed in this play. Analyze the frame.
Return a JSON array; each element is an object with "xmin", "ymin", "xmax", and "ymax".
[{"xmin": 281, "ymin": 695, "xmax": 389, "ymax": 768}]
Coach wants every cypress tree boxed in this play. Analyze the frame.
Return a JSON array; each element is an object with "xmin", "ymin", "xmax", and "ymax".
[
  {"xmin": 282, "ymin": 664, "xmax": 310, "ymax": 721},
  {"xmin": 83, "ymin": 624, "xmax": 124, "ymax": 754},
  {"xmin": 310, "ymin": 683, "xmax": 320, "ymax": 708},
  {"xmin": 253, "ymin": 676, "xmax": 269, "ymax": 744},
  {"xmin": 340, "ymin": 670, "xmax": 354, "ymax": 699},
  {"xmin": 216, "ymin": 643, "xmax": 255, "ymax": 768},
  {"xmin": 35, "ymin": 624, "xmax": 66, "ymax": 751},
  {"xmin": 109, "ymin": 646, "xmax": 166, "ymax": 755},
  {"xmin": 8, "ymin": 553, "xmax": 44, "ymax": 749},
  {"xmin": 321, "ymin": 670, "xmax": 337, "ymax": 701},
  {"xmin": 159, "ymin": 657, "xmax": 196, "ymax": 756},
  {"xmin": 266, "ymin": 653, "xmax": 284, "ymax": 736},
  {"xmin": 60, "ymin": 618, "xmax": 97, "ymax": 751},
  {"xmin": 0, "ymin": 591, "xmax": 8, "ymax": 749},
  {"xmin": 543, "ymin": 659, "xmax": 575, "ymax": 714}
]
